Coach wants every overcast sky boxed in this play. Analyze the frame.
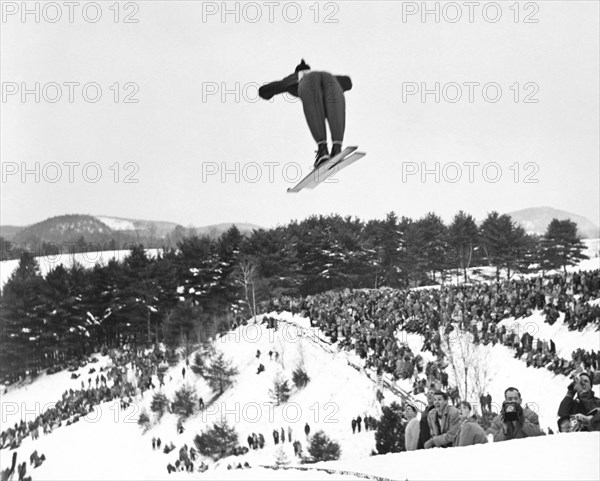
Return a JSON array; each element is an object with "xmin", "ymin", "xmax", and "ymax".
[{"xmin": 1, "ymin": 1, "xmax": 598, "ymax": 229}]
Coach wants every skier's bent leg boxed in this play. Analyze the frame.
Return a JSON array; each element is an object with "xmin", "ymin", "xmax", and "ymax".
[
  {"xmin": 298, "ymin": 72, "xmax": 327, "ymax": 144},
  {"xmin": 298, "ymin": 72, "xmax": 329, "ymax": 165},
  {"xmin": 322, "ymin": 73, "xmax": 346, "ymax": 151}
]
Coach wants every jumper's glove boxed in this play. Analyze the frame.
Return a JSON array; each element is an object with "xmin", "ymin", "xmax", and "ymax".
[{"xmin": 258, "ymin": 85, "xmax": 273, "ymax": 100}]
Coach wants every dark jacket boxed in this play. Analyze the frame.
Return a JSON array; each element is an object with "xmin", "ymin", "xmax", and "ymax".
[
  {"xmin": 417, "ymin": 405, "xmax": 435, "ymax": 449},
  {"xmin": 558, "ymin": 390, "xmax": 600, "ymax": 431},
  {"xmin": 258, "ymin": 71, "xmax": 352, "ymax": 100}
]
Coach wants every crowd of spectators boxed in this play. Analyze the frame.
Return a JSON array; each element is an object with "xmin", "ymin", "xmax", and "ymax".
[
  {"xmin": 261, "ymin": 270, "xmax": 599, "ymax": 385},
  {"xmin": 0, "ymin": 346, "xmax": 167, "ymax": 454},
  {"xmin": 260, "ymin": 269, "xmax": 600, "ymax": 450}
]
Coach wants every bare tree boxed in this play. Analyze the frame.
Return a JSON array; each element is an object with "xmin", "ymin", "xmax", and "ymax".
[
  {"xmin": 441, "ymin": 327, "xmax": 493, "ymax": 405},
  {"xmin": 235, "ymin": 259, "xmax": 257, "ymax": 322}
]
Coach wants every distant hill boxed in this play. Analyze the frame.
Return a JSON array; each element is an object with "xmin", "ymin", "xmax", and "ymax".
[
  {"xmin": 94, "ymin": 215, "xmax": 179, "ymax": 238},
  {"xmin": 10, "ymin": 214, "xmax": 114, "ymax": 245},
  {"xmin": 507, "ymin": 207, "xmax": 599, "ymax": 239},
  {"xmin": 0, "ymin": 214, "xmax": 262, "ymax": 249},
  {"xmin": 0, "ymin": 225, "xmax": 23, "ymax": 240}
]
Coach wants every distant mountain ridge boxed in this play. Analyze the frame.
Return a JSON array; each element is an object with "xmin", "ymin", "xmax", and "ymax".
[
  {"xmin": 507, "ymin": 206, "xmax": 599, "ymax": 238},
  {"xmin": 2, "ymin": 208, "xmax": 597, "ymax": 249},
  {"xmin": 0, "ymin": 214, "xmax": 261, "ymax": 246}
]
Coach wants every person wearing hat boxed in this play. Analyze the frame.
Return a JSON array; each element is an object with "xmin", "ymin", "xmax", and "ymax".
[
  {"xmin": 258, "ymin": 59, "xmax": 353, "ymax": 168},
  {"xmin": 557, "ymin": 372, "xmax": 600, "ymax": 431},
  {"xmin": 404, "ymin": 403, "xmax": 420, "ymax": 451}
]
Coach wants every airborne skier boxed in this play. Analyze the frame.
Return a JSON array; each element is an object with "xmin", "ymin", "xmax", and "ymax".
[{"xmin": 258, "ymin": 59, "xmax": 353, "ymax": 168}]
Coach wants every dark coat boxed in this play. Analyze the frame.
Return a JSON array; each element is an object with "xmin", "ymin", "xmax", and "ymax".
[
  {"xmin": 417, "ymin": 405, "xmax": 435, "ymax": 449},
  {"xmin": 259, "ymin": 72, "xmax": 352, "ymax": 100},
  {"xmin": 558, "ymin": 390, "xmax": 600, "ymax": 431}
]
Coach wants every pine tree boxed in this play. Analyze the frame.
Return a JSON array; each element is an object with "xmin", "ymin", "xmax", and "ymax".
[
  {"xmin": 163, "ymin": 299, "xmax": 199, "ymax": 351},
  {"xmin": 448, "ymin": 211, "xmax": 479, "ymax": 282},
  {"xmin": 375, "ymin": 402, "xmax": 406, "ymax": 454},
  {"xmin": 138, "ymin": 410, "xmax": 151, "ymax": 431},
  {"xmin": 150, "ymin": 392, "xmax": 170, "ymax": 418},
  {"xmin": 194, "ymin": 420, "xmax": 238, "ymax": 460},
  {"xmin": 173, "ymin": 385, "xmax": 198, "ymax": 418},
  {"xmin": 1, "ymin": 252, "xmax": 46, "ymax": 378},
  {"xmin": 191, "ymin": 351, "xmax": 205, "ymax": 376},
  {"xmin": 362, "ymin": 212, "xmax": 404, "ymax": 288},
  {"xmin": 275, "ymin": 446, "xmax": 290, "ymax": 466},
  {"xmin": 480, "ymin": 212, "xmax": 527, "ymax": 280},
  {"xmin": 292, "ymin": 366, "xmax": 310, "ymax": 388},
  {"xmin": 269, "ymin": 372, "xmax": 292, "ymax": 405},
  {"xmin": 306, "ymin": 431, "xmax": 341, "ymax": 462},
  {"xmin": 406, "ymin": 213, "xmax": 448, "ymax": 284},
  {"xmin": 204, "ymin": 350, "xmax": 238, "ymax": 394},
  {"xmin": 541, "ymin": 219, "xmax": 588, "ymax": 272}
]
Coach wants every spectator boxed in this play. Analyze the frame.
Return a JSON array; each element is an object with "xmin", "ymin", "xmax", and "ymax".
[
  {"xmin": 557, "ymin": 372, "xmax": 600, "ymax": 431},
  {"xmin": 424, "ymin": 391, "xmax": 461, "ymax": 448},
  {"xmin": 489, "ymin": 387, "xmax": 543, "ymax": 442},
  {"xmin": 404, "ymin": 403, "xmax": 420, "ymax": 451},
  {"xmin": 417, "ymin": 390, "xmax": 436, "ymax": 449},
  {"xmin": 453, "ymin": 401, "xmax": 488, "ymax": 447}
]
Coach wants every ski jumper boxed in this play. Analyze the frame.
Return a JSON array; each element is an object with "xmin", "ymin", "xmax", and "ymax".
[{"xmin": 258, "ymin": 70, "xmax": 352, "ymax": 145}]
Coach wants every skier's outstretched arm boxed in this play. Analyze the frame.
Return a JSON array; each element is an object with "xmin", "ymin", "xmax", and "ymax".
[{"xmin": 258, "ymin": 73, "xmax": 298, "ymax": 100}]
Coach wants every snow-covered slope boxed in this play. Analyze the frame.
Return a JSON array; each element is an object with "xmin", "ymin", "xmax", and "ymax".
[
  {"xmin": 1, "ymin": 312, "xmax": 599, "ymax": 480},
  {"xmin": 0, "ymin": 248, "xmax": 162, "ymax": 291}
]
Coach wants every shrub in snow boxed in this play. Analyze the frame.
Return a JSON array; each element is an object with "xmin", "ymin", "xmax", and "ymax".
[
  {"xmin": 306, "ymin": 431, "xmax": 341, "ymax": 462},
  {"xmin": 292, "ymin": 366, "xmax": 310, "ymax": 388},
  {"xmin": 269, "ymin": 372, "xmax": 292, "ymax": 405},
  {"xmin": 275, "ymin": 446, "xmax": 290, "ymax": 466},
  {"xmin": 173, "ymin": 385, "xmax": 197, "ymax": 418},
  {"xmin": 194, "ymin": 420, "xmax": 238, "ymax": 461},
  {"xmin": 375, "ymin": 402, "xmax": 405, "ymax": 454},
  {"xmin": 150, "ymin": 392, "xmax": 170, "ymax": 418},
  {"xmin": 191, "ymin": 352, "xmax": 205, "ymax": 376},
  {"xmin": 138, "ymin": 410, "xmax": 151, "ymax": 432},
  {"xmin": 165, "ymin": 349, "xmax": 179, "ymax": 366}
]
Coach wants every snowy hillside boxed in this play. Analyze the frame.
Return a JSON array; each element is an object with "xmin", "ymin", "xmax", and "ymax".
[
  {"xmin": 1, "ymin": 311, "xmax": 599, "ymax": 480},
  {"xmin": 0, "ymin": 248, "xmax": 162, "ymax": 291}
]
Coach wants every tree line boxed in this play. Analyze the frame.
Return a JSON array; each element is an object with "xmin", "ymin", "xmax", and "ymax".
[{"xmin": 0, "ymin": 211, "xmax": 588, "ymax": 381}]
